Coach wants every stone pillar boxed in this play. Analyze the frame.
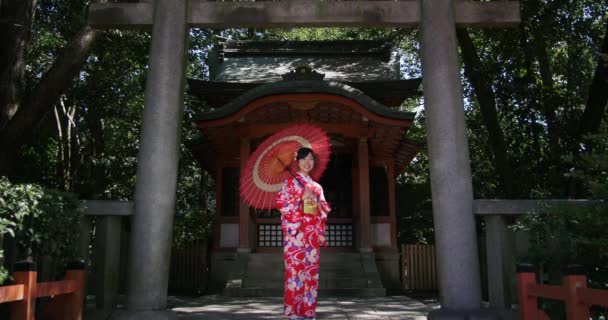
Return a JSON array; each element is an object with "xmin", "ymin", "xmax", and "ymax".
[
  {"xmin": 94, "ymin": 216, "xmax": 122, "ymax": 310},
  {"xmin": 122, "ymin": 0, "xmax": 187, "ymax": 316},
  {"xmin": 78, "ymin": 216, "xmax": 91, "ymax": 262},
  {"xmin": 419, "ymin": 0, "xmax": 482, "ymax": 313},
  {"xmin": 357, "ymin": 138, "xmax": 371, "ymax": 252},
  {"xmin": 238, "ymin": 139, "xmax": 251, "ymax": 253},
  {"xmin": 485, "ymin": 215, "xmax": 510, "ymax": 308}
]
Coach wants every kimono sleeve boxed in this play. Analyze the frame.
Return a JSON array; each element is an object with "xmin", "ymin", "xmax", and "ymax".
[
  {"xmin": 312, "ymin": 182, "xmax": 331, "ymax": 221},
  {"xmin": 313, "ymin": 182, "xmax": 331, "ymax": 233},
  {"xmin": 276, "ymin": 179, "xmax": 302, "ymax": 235}
]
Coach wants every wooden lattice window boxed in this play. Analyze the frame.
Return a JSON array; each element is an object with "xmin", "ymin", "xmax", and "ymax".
[
  {"xmin": 258, "ymin": 224, "xmax": 283, "ymax": 247},
  {"xmin": 325, "ymin": 224, "xmax": 354, "ymax": 247},
  {"xmin": 257, "ymin": 223, "xmax": 354, "ymax": 248}
]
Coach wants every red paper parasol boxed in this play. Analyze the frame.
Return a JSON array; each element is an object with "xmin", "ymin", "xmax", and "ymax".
[{"xmin": 240, "ymin": 124, "xmax": 331, "ymax": 209}]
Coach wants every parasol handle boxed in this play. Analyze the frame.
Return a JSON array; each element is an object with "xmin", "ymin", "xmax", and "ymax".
[{"xmin": 277, "ymin": 157, "xmax": 305, "ymax": 188}]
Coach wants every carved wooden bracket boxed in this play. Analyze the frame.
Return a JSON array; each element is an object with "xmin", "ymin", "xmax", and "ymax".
[{"xmin": 282, "ymin": 65, "xmax": 325, "ymax": 81}]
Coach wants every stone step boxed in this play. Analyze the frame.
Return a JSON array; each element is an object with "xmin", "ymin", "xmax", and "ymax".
[
  {"xmin": 225, "ymin": 252, "xmax": 386, "ymax": 297},
  {"xmin": 243, "ymin": 277, "xmax": 371, "ymax": 289},
  {"xmin": 223, "ymin": 287, "xmax": 386, "ymax": 297}
]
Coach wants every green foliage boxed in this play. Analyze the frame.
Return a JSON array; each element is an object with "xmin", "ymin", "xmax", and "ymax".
[
  {"xmin": 563, "ymin": 133, "xmax": 608, "ymax": 200},
  {"xmin": 513, "ymin": 131, "xmax": 608, "ymax": 288},
  {"xmin": 0, "ymin": 177, "xmax": 84, "ymax": 284},
  {"xmin": 172, "ymin": 205, "xmax": 213, "ymax": 248},
  {"xmin": 514, "ymin": 204, "xmax": 608, "ymax": 286},
  {"xmin": 461, "ymin": 0, "xmax": 608, "ymax": 198},
  {"xmin": 6, "ymin": 0, "xmax": 608, "ymax": 261},
  {"xmin": 172, "ymin": 120, "xmax": 216, "ymax": 247}
]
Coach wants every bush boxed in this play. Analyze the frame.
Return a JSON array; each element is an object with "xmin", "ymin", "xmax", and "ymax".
[
  {"xmin": 172, "ymin": 204, "xmax": 213, "ymax": 248},
  {"xmin": 513, "ymin": 203, "xmax": 608, "ymax": 287},
  {"xmin": 512, "ymin": 132, "xmax": 608, "ymax": 318},
  {"xmin": 0, "ymin": 177, "xmax": 84, "ymax": 284}
]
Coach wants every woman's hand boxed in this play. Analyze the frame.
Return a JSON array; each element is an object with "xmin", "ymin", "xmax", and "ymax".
[
  {"xmin": 302, "ymin": 184, "xmax": 317, "ymax": 202},
  {"xmin": 319, "ymin": 235, "xmax": 326, "ymax": 247}
]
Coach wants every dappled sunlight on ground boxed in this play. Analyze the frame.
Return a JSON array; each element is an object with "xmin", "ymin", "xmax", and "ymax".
[{"xmin": 168, "ymin": 295, "xmax": 435, "ymax": 319}]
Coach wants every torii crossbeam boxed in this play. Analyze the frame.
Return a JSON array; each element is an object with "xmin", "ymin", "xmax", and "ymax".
[
  {"xmin": 89, "ymin": 0, "xmax": 519, "ymax": 28},
  {"xmin": 89, "ymin": 1, "xmax": 520, "ymax": 319}
]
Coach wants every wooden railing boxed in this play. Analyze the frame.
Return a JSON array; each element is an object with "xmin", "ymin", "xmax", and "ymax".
[
  {"xmin": 517, "ymin": 264, "xmax": 608, "ymax": 320},
  {"xmin": 0, "ymin": 261, "xmax": 85, "ymax": 320},
  {"xmin": 401, "ymin": 244, "xmax": 438, "ymax": 291}
]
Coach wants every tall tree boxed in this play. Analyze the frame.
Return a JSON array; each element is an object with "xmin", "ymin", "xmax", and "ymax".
[
  {"xmin": 456, "ymin": 28, "xmax": 515, "ymax": 198},
  {"xmin": 0, "ymin": 0, "xmax": 102, "ymax": 178},
  {"xmin": 0, "ymin": 0, "xmax": 37, "ymax": 128},
  {"xmin": 577, "ymin": 21, "xmax": 608, "ymax": 141}
]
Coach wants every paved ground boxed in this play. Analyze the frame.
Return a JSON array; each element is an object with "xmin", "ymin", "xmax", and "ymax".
[
  {"xmin": 169, "ymin": 295, "xmax": 436, "ymax": 319},
  {"xmin": 87, "ymin": 295, "xmax": 439, "ymax": 320}
]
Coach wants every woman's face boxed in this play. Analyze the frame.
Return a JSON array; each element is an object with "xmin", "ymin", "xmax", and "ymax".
[{"xmin": 297, "ymin": 153, "xmax": 315, "ymax": 175}]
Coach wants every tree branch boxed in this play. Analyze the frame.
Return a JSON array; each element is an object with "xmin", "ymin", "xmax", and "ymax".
[
  {"xmin": 0, "ymin": 24, "xmax": 98, "ymax": 176},
  {"xmin": 456, "ymin": 28, "xmax": 515, "ymax": 197},
  {"xmin": 577, "ymin": 19, "xmax": 608, "ymax": 140}
]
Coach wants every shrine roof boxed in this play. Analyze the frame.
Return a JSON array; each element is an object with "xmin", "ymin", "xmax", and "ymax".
[
  {"xmin": 192, "ymin": 80, "xmax": 415, "ymax": 122},
  {"xmin": 209, "ymin": 40, "xmax": 401, "ymax": 82},
  {"xmin": 188, "ymin": 78, "xmax": 422, "ymax": 108}
]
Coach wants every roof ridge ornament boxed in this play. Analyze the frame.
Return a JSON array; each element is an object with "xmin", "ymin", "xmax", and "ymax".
[{"xmin": 282, "ymin": 65, "xmax": 325, "ymax": 81}]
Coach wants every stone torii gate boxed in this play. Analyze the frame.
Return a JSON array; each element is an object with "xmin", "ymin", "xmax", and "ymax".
[{"xmin": 88, "ymin": 1, "xmax": 520, "ymax": 319}]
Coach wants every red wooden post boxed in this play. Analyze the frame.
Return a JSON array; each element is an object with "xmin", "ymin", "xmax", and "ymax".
[
  {"xmin": 563, "ymin": 265, "xmax": 590, "ymax": 320},
  {"xmin": 39, "ymin": 261, "xmax": 86, "ymax": 320},
  {"xmin": 64, "ymin": 261, "xmax": 86, "ymax": 320},
  {"xmin": 516, "ymin": 264, "xmax": 539, "ymax": 320},
  {"xmin": 238, "ymin": 138, "xmax": 251, "ymax": 252},
  {"xmin": 11, "ymin": 261, "xmax": 37, "ymax": 320}
]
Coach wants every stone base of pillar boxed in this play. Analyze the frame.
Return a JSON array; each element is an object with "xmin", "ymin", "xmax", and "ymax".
[
  {"xmin": 236, "ymin": 247, "xmax": 251, "ymax": 253},
  {"xmin": 110, "ymin": 310, "xmax": 178, "ymax": 320},
  {"xmin": 358, "ymin": 247, "xmax": 373, "ymax": 253},
  {"xmin": 428, "ymin": 308, "xmax": 516, "ymax": 320}
]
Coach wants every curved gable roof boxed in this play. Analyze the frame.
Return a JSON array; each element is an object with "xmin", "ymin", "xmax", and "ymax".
[{"xmin": 194, "ymin": 80, "xmax": 415, "ymax": 123}]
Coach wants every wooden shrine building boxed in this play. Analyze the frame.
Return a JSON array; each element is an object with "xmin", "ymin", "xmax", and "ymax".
[{"xmin": 189, "ymin": 40, "xmax": 422, "ymax": 294}]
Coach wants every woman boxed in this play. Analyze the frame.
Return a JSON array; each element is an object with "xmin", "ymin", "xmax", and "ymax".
[{"xmin": 276, "ymin": 147, "xmax": 331, "ymax": 320}]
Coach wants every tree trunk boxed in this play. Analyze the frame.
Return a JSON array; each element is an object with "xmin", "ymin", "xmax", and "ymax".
[
  {"xmin": 83, "ymin": 104, "xmax": 107, "ymax": 198},
  {"xmin": 567, "ymin": 19, "xmax": 608, "ymax": 197},
  {"xmin": 532, "ymin": 28, "xmax": 561, "ymax": 158},
  {"xmin": 0, "ymin": 25, "xmax": 98, "ymax": 177},
  {"xmin": 456, "ymin": 28, "xmax": 516, "ymax": 198},
  {"xmin": 0, "ymin": 0, "xmax": 37, "ymax": 129},
  {"xmin": 577, "ymin": 20, "xmax": 608, "ymax": 140}
]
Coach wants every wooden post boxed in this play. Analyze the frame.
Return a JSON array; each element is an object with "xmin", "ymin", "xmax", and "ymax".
[
  {"xmin": 387, "ymin": 162, "xmax": 397, "ymax": 249},
  {"xmin": 11, "ymin": 261, "xmax": 37, "ymax": 320},
  {"xmin": 214, "ymin": 164, "xmax": 224, "ymax": 249},
  {"xmin": 65, "ymin": 262, "xmax": 86, "ymax": 320},
  {"xmin": 238, "ymin": 138, "xmax": 251, "ymax": 252},
  {"xmin": 516, "ymin": 264, "xmax": 539, "ymax": 320},
  {"xmin": 39, "ymin": 261, "xmax": 86, "ymax": 320},
  {"xmin": 563, "ymin": 265, "xmax": 590, "ymax": 320},
  {"xmin": 357, "ymin": 137, "xmax": 371, "ymax": 252}
]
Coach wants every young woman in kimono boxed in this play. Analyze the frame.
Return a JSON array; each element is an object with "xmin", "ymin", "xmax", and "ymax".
[{"xmin": 276, "ymin": 147, "xmax": 331, "ymax": 320}]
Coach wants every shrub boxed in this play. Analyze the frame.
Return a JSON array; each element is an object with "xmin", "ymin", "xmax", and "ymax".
[{"xmin": 0, "ymin": 177, "xmax": 84, "ymax": 283}]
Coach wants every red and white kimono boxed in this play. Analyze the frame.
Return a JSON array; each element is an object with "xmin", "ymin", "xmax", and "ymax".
[{"xmin": 276, "ymin": 172, "xmax": 331, "ymax": 319}]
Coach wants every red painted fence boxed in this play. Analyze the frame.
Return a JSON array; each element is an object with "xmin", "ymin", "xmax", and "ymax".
[
  {"xmin": 0, "ymin": 261, "xmax": 85, "ymax": 320},
  {"xmin": 517, "ymin": 264, "xmax": 608, "ymax": 320}
]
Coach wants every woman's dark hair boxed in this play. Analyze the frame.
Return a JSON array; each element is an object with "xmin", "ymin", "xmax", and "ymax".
[{"xmin": 296, "ymin": 147, "xmax": 315, "ymax": 161}]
